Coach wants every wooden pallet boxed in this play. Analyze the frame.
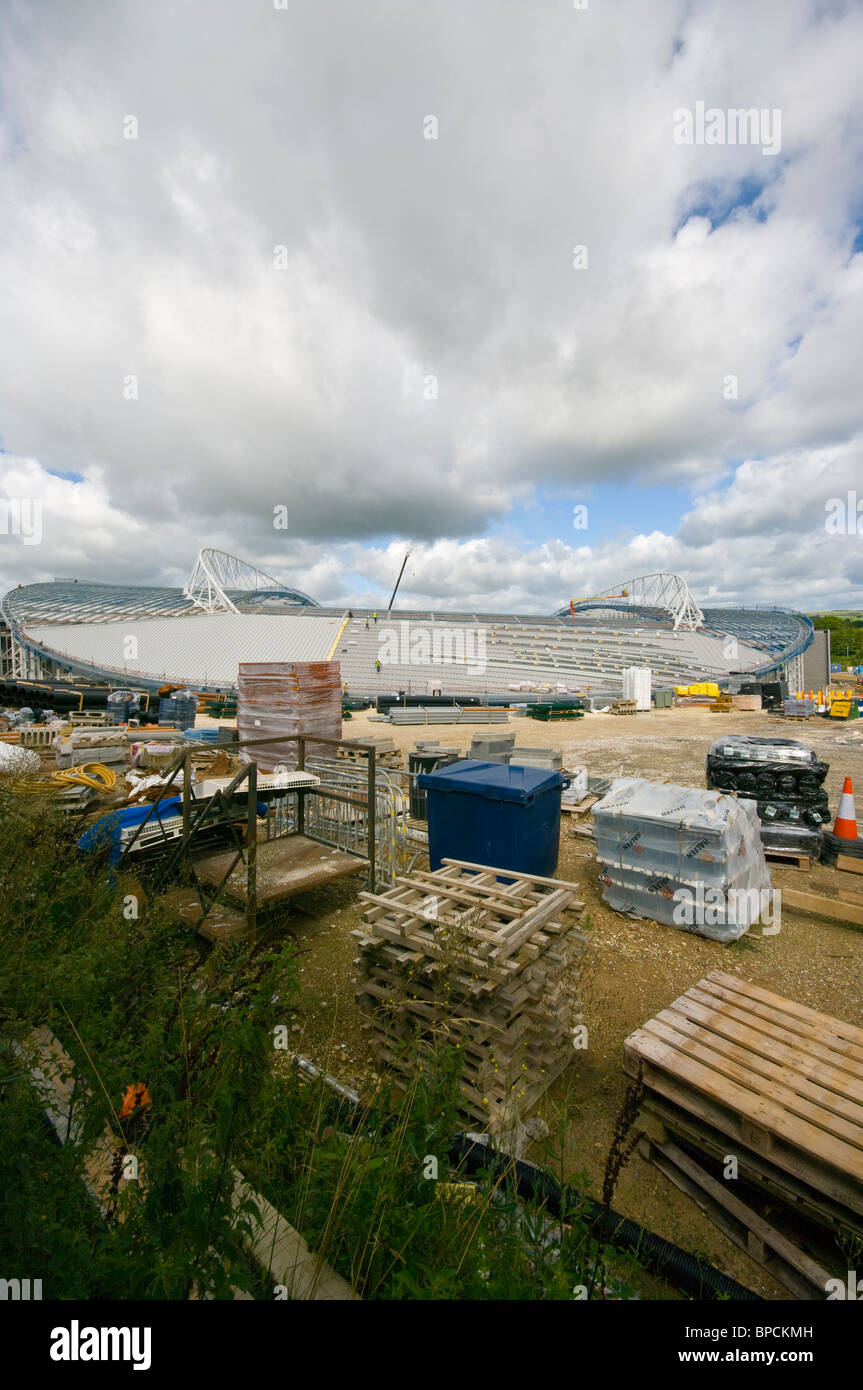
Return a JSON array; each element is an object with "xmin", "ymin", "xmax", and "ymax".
[
  {"xmin": 625, "ymin": 971, "xmax": 863, "ymax": 1231},
  {"xmin": 337, "ymin": 743, "xmax": 401, "ymax": 768},
  {"xmin": 640, "ymin": 1095, "xmax": 863, "ymax": 1242},
  {"xmin": 765, "ymin": 850, "xmax": 811, "ymax": 870},
  {"xmin": 353, "ymin": 860, "xmax": 586, "ymax": 1127},
  {"xmin": 637, "ymin": 1135, "xmax": 836, "ymax": 1299},
  {"xmin": 561, "ymin": 793, "xmax": 600, "ymax": 816}
]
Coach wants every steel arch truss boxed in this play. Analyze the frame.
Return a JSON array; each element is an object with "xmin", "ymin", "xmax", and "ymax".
[
  {"xmin": 560, "ymin": 572, "xmax": 705, "ymax": 630},
  {"xmin": 184, "ymin": 548, "xmax": 318, "ymax": 613}
]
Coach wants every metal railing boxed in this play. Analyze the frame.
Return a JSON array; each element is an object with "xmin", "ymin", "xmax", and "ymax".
[
  {"xmin": 264, "ymin": 756, "xmax": 425, "ymax": 887},
  {"xmin": 114, "ymin": 732, "xmax": 383, "ymax": 939}
]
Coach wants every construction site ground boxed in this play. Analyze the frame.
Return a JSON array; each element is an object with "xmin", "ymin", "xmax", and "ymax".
[{"xmin": 264, "ymin": 703, "xmax": 863, "ymax": 1299}]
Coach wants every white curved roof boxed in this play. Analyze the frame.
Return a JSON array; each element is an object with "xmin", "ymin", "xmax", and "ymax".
[{"xmin": 24, "ymin": 611, "xmax": 343, "ymax": 687}]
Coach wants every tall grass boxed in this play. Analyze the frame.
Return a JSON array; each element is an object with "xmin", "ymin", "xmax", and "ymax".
[{"xmin": 0, "ymin": 795, "xmax": 649, "ymax": 1299}]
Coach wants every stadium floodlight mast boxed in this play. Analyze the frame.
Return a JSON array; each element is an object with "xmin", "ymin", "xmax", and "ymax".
[
  {"xmin": 184, "ymin": 547, "xmax": 318, "ymax": 613},
  {"xmin": 560, "ymin": 572, "xmax": 705, "ymax": 631}
]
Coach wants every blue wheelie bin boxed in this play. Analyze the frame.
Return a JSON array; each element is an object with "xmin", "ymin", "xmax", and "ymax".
[{"xmin": 418, "ymin": 759, "xmax": 566, "ymax": 876}]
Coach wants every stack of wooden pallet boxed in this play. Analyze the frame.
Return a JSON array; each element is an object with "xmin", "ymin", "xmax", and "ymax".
[
  {"xmin": 353, "ymin": 858, "xmax": 586, "ymax": 1127},
  {"xmin": 337, "ymin": 737, "xmax": 402, "ymax": 769},
  {"xmin": 625, "ymin": 972, "xmax": 863, "ymax": 1297},
  {"xmin": 709, "ymin": 694, "xmax": 734, "ymax": 714}
]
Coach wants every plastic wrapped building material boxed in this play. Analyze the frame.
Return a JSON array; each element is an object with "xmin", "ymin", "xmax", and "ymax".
[
  {"xmin": 158, "ymin": 689, "xmax": 198, "ymax": 729},
  {"xmin": 707, "ymin": 736, "xmax": 825, "ymax": 769},
  {"xmin": 593, "ymin": 778, "xmax": 771, "ymax": 941},
  {"xmin": 561, "ymin": 765, "xmax": 588, "ymax": 801},
  {"xmin": 106, "ymin": 689, "xmax": 140, "ymax": 724},
  {"xmin": 706, "ymin": 736, "xmax": 830, "ymax": 837},
  {"xmin": 622, "ymin": 667, "xmax": 651, "ymax": 711},
  {"xmin": 757, "ymin": 797, "xmax": 830, "ymax": 828},
  {"xmin": 237, "ymin": 662, "xmax": 342, "ymax": 772},
  {"xmin": 707, "ymin": 736, "xmax": 828, "ymax": 793},
  {"xmin": 784, "ymin": 698, "xmax": 817, "ymax": 717},
  {"xmin": 759, "ymin": 823, "xmax": 823, "ymax": 856}
]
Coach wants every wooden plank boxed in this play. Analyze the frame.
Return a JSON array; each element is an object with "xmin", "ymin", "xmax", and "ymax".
[
  {"xmin": 232, "ymin": 1172, "xmax": 359, "ymax": 1301},
  {"xmin": 624, "ymin": 1029, "xmax": 863, "ymax": 1191},
  {"xmin": 707, "ymin": 972, "xmax": 863, "ymax": 1048},
  {"xmin": 839, "ymin": 886, "xmax": 863, "ymax": 907},
  {"xmin": 683, "ymin": 987, "xmax": 863, "ymax": 1085},
  {"xmin": 389, "ymin": 875, "xmax": 527, "ymax": 921},
  {"xmin": 441, "ymin": 858, "xmax": 582, "ymax": 893},
  {"xmin": 780, "ymin": 888, "xmax": 863, "ymax": 932},
  {"xmin": 491, "ymin": 889, "xmax": 572, "ymax": 953},
  {"xmin": 663, "ymin": 996, "xmax": 863, "ymax": 1106},
  {"xmin": 836, "ymin": 854, "xmax": 863, "ymax": 877},
  {"xmin": 693, "ymin": 980, "xmax": 863, "ymax": 1075},
  {"xmin": 642, "ymin": 1015, "xmax": 863, "ymax": 1149},
  {"xmin": 561, "ymin": 794, "xmax": 600, "ymax": 815},
  {"xmin": 638, "ymin": 1137, "xmax": 834, "ymax": 1299}
]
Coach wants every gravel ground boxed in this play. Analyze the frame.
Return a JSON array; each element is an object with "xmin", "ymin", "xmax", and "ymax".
[{"xmin": 267, "ymin": 705, "xmax": 863, "ymax": 1299}]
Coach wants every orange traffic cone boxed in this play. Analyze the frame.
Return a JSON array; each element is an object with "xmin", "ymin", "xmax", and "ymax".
[{"xmin": 833, "ymin": 777, "xmax": 858, "ymax": 840}]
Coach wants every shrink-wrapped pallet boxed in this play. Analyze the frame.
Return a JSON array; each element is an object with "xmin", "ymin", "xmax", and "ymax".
[
  {"xmin": 237, "ymin": 662, "xmax": 341, "ymax": 771},
  {"xmin": 593, "ymin": 777, "xmax": 772, "ymax": 941},
  {"xmin": 621, "ymin": 666, "xmax": 651, "ymax": 710}
]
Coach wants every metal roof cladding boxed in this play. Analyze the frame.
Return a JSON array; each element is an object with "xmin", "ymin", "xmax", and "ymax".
[
  {"xmin": 23, "ymin": 612, "xmax": 343, "ymax": 687},
  {"xmin": 418, "ymin": 758, "xmax": 564, "ymax": 803}
]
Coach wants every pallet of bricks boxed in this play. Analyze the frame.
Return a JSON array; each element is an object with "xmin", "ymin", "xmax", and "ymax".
[
  {"xmin": 626, "ymin": 971, "xmax": 863, "ymax": 1298},
  {"xmin": 610, "ymin": 699, "xmax": 637, "ymax": 716},
  {"xmin": 353, "ymin": 859, "xmax": 586, "ymax": 1127}
]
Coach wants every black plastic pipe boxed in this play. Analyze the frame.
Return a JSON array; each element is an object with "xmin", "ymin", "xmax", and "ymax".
[
  {"xmin": 449, "ymin": 1133, "xmax": 760, "ymax": 1302},
  {"xmin": 289, "ymin": 1056, "xmax": 760, "ymax": 1302}
]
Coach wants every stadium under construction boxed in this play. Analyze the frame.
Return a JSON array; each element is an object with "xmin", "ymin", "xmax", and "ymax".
[{"xmin": 1, "ymin": 547, "xmax": 818, "ymax": 708}]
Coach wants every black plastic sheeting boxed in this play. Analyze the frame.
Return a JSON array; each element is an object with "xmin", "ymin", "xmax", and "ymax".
[{"xmin": 707, "ymin": 760, "xmax": 829, "ymax": 800}]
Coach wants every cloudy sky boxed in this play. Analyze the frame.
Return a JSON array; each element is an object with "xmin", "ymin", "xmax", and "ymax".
[{"xmin": 1, "ymin": 0, "xmax": 862, "ymax": 614}]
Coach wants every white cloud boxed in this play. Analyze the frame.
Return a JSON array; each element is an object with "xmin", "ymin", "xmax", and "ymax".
[{"xmin": 1, "ymin": 0, "xmax": 862, "ymax": 612}]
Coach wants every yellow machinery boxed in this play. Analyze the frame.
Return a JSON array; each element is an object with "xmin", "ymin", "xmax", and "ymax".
[{"xmin": 673, "ymin": 682, "xmax": 720, "ymax": 698}]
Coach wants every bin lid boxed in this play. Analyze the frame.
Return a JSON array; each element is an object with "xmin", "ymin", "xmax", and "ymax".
[{"xmin": 417, "ymin": 758, "xmax": 561, "ymax": 803}]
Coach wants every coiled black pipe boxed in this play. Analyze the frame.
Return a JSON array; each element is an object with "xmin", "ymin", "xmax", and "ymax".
[
  {"xmin": 821, "ymin": 828, "xmax": 863, "ymax": 863},
  {"xmin": 290, "ymin": 1056, "xmax": 760, "ymax": 1302},
  {"xmin": 449, "ymin": 1133, "xmax": 760, "ymax": 1302}
]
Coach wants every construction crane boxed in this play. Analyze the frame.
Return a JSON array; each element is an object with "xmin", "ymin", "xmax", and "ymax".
[{"xmin": 387, "ymin": 549, "xmax": 412, "ymax": 612}]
